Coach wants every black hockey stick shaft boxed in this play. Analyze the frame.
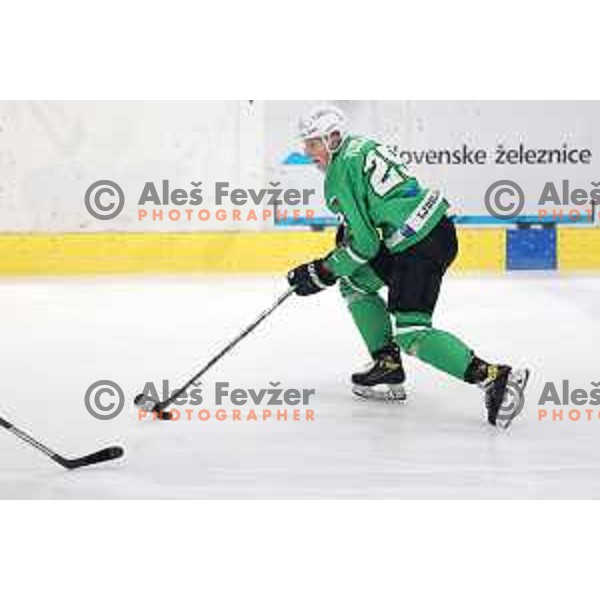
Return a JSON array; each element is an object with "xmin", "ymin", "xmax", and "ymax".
[
  {"xmin": 0, "ymin": 414, "xmax": 124, "ymax": 470},
  {"xmin": 154, "ymin": 287, "xmax": 294, "ymax": 412}
]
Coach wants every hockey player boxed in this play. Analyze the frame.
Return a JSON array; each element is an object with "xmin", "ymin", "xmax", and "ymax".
[{"xmin": 287, "ymin": 105, "xmax": 529, "ymax": 428}]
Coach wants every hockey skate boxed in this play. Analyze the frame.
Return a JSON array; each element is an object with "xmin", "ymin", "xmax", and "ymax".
[
  {"xmin": 351, "ymin": 344, "xmax": 407, "ymax": 402},
  {"xmin": 482, "ymin": 365, "xmax": 530, "ymax": 429}
]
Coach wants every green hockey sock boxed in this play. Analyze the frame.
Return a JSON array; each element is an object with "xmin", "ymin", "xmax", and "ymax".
[
  {"xmin": 394, "ymin": 312, "xmax": 473, "ymax": 380},
  {"xmin": 348, "ymin": 294, "xmax": 393, "ymax": 356}
]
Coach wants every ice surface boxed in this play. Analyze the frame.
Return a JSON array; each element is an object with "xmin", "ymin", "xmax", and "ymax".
[{"xmin": 1, "ymin": 272, "xmax": 599, "ymax": 499}]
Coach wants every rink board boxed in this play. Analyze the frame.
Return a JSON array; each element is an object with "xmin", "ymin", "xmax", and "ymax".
[{"xmin": 0, "ymin": 227, "xmax": 598, "ymax": 275}]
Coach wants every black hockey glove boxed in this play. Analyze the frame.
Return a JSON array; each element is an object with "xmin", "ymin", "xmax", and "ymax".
[{"xmin": 287, "ymin": 259, "xmax": 337, "ymax": 296}]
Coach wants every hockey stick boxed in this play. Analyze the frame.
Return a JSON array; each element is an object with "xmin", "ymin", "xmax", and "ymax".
[
  {"xmin": 134, "ymin": 287, "xmax": 295, "ymax": 418},
  {"xmin": 0, "ymin": 415, "xmax": 124, "ymax": 470}
]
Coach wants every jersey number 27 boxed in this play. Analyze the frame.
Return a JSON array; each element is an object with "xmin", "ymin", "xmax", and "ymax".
[{"xmin": 363, "ymin": 146, "xmax": 409, "ymax": 197}]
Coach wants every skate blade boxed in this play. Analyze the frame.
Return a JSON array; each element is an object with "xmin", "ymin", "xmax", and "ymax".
[
  {"xmin": 352, "ymin": 383, "xmax": 407, "ymax": 403},
  {"xmin": 496, "ymin": 368, "xmax": 530, "ymax": 430}
]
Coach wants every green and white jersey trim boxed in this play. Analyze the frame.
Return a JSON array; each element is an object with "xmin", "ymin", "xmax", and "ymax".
[
  {"xmin": 344, "ymin": 245, "xmax": 370, "ymax": 265},
  {"xmin": 384, "ymin": 189, "xmax": 448, "ymax": 251}
]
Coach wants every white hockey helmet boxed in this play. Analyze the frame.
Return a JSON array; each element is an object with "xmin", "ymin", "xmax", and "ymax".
[{"xmin": 298, "ymin": 105, "xmax": 347, "ymax": 142}]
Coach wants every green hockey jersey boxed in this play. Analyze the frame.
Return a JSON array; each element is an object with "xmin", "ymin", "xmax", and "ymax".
[{"xmin": 322, "ymin": 135, "xmax": 449, "ymax": 278}]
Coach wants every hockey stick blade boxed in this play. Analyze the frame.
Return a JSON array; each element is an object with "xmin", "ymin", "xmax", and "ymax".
[
  {"xmin": 1, "ymin": 414, "xmax": 125, "ymax": 470},
  {"xmin": 132, "ymin": 288, "xmax": 294, "ymax": 420},
  {"xmin": 133, "ymin": 394, "xmax": 174, "ymax": 420},
  {"xmin": 54, "ymin": 445, "xmax": 125, "ymax": 470},
  {"xmin": 134, "ymin": 393, "xmax": 159, "ymax": 411}
]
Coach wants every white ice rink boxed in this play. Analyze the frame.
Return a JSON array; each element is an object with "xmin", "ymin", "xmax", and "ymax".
[{"xmin": 1, "ymin": 273, "xmax": 599, "ymax": 499}]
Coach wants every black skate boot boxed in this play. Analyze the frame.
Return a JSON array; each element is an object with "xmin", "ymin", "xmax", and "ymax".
[
  {"xmin": 352, "ymin": 344, "xmax": 407, "ymax": 402},
  {"xmin": 465, "ymin": 357, "xmax": 530, "ymax": 429}
]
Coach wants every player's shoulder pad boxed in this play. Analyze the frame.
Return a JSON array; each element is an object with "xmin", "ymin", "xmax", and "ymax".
[
  {"xmin": 335, "ymin": 136, "xmax": 375, "ymax": 176},
  {"xmin": 340, "ymin": 136, "xmax": 373, "ymax": 161}
]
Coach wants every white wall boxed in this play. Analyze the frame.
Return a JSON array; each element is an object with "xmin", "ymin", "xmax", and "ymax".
[{"xmin": 0, "ymin": 100, "xmax": 265, "ymax": 232}]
